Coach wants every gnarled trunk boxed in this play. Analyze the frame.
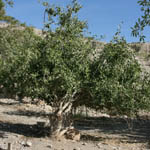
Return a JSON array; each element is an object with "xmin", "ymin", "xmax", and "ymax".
[{"xmin": 48, "ymin": 101, "xmax": 80, "ymax": 140}]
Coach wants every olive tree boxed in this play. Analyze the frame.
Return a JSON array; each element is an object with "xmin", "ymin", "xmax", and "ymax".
[
  {"xmin": 22, "ymin": 0, "xmax": 94, "ymax": 138},
  {"xmin": 0, "ymin": 26, "xmax": 41, "ymax": 100},
  {"xmin": 89, "ymin": 35, "xmax": 150, "ymax": 116}
]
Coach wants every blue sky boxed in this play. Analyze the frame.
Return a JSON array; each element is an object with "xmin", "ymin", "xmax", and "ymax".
[{"xmin": 5, "ymin": 0, "xmax": 150, "ymax": 42}]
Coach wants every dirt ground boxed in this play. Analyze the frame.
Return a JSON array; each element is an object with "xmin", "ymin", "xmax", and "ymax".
[{"xmin": 0, "ymin": 98, "xmax": 150, "ymax": 150}]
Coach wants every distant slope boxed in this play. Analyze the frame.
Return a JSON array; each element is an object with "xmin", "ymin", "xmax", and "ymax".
[
  {"xmin": 0, "ymin": 22, "xmax": 43, "ymax": 36},
  {"xmin": 130, "ymin": 43, "xmax": 150, "ymax": 72}
]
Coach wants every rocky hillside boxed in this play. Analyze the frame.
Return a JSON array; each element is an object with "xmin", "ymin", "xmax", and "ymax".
[
  {"xmin": 130, "ymin": 43, "xmax": 150, "ymax": 72},
  {"xmin": 0, "ymin": 22, "xmax": 43, "ymax": 36}
]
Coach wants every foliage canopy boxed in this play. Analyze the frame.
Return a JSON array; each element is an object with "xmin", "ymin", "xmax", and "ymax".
[{"xmin": 0, "ymin": 0, "xmax": 150, "ymax": 118}]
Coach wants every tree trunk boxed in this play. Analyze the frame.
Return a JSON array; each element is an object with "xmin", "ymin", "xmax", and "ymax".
[{"xmin": 48, "ymin": 101, "xmax": 80, "ymax": 140}]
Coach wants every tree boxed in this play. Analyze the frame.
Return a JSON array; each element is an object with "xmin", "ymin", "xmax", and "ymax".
[
  {"xmin": 0, "ymin": 26, "xmax": 42, "ymax": 100},
  {"xmin": 89, "ymin": 35, "xmax": 150, "ymax": 116},
  {"xmin": 131, "ymin": 0, "xmax": 150, "ymax": 41},
  {"xmin": 27, "ymin": 0, "xmax": 94, "ymax": 138}
]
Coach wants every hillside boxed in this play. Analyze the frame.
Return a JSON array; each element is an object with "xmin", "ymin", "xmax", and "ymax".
[
  {"xmin": 0, "ymin": 22, "xmax": 43, "ymax": 36},
  {"xmin": 130, "ymin": 43, "xmax": 150, "ymax": 72}
]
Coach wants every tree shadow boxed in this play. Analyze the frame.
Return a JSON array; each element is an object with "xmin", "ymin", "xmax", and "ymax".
[
  {"xmin": 75, "ymin": 116, "xmax": 150, "ymax": 147},
  {"xmin": 0, "ymin": 121, "xmax": 50, "ymax": 138},
  {"xmin": 2, "ymin": 109, "xmax": 150, "ymax": 149},
  {"xmin": 0, "ymin": 93, "xmax": 16, "ymax": 100},
  {"xmin": 0, "ymin": 101, "xmax": 19, "ymax": 106},
  {"xmin": 4, "ymin": 109, "xmax": 49, "ymax": 118},
  {"xmin": 80, "ymin": 134, "xmax": 102, "ymax": 142}
]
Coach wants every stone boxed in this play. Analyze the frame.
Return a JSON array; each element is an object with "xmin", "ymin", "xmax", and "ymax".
[
  {"xmin": 15, "ymin": 135, "xmax": 19, "ymax": 137},
  {"xmin": 21, "ymin": 141, "xmax": 32, "ymax": 147},
  {"xmin": 97, "ymin": 143, "xmax": 101, "ymax": 148},
  {"xmin": 8, "ymin": 143, "xmax": 12, "ymax": 150},
  {"xmin": 73, "ymin": 148, "xmax": 81, "ymax": 150},
  {"xmin": 26, "ymin": 141, "xmax": 32, "ymax": 147},
  {"xmin": 47, "ymin": 144, "xmax": 53, "ymax": 148},
  {"xmin": 65, "ymin": 128, "xmax": 80, "ymax": 141},
  {"xmin": 21, "ymin": 141, "xmax": 26, "ymax": 145}
]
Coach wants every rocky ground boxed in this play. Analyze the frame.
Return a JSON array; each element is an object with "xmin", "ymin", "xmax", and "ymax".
[{"xmin": 0, "ymin": 98, "xmax": 150, "ymax": 150}]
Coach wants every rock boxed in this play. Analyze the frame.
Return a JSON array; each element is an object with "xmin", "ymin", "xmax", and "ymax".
[
  {"xmin": 8, "ymin": 143, "xmax": 12, "ymax": 150},
  {"xmin": 82, "ymin": 142, "xmax": 86, "ymax": 145},
  {"xmin": 47, "ymin": 144, "xmax": 53, "ymax": 148},
  {"xmin": 97, "ymin": 143, "xmax": 101, "ymax": 148},
  {"xmin": 21, "ymin": 141, "xmax": 26, "ymax": 145},
  {"xmin": 102, "ymin": 142, "xmax": 108, "ymax": 145},
  {"xmin": 112, "ymin": 147, "xmax": 118, "ymax": 150},
  {"xmin": 73, "ymin": 148, "xmax": 81, "ymax": 150},
  {"xmin": 65, "ymin": 128, "xmax": 80, "ymax": 141},
  {"xmin": 21, "ymin": 141, "xmax": 32, "ymax": 147},
  {"xmin": 15, "ymin": 135, "xmax": 19, "ymax": 137},
  {"xmin": 26, "ymin": 141, "xmax": 32, "ymax": 147}
]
